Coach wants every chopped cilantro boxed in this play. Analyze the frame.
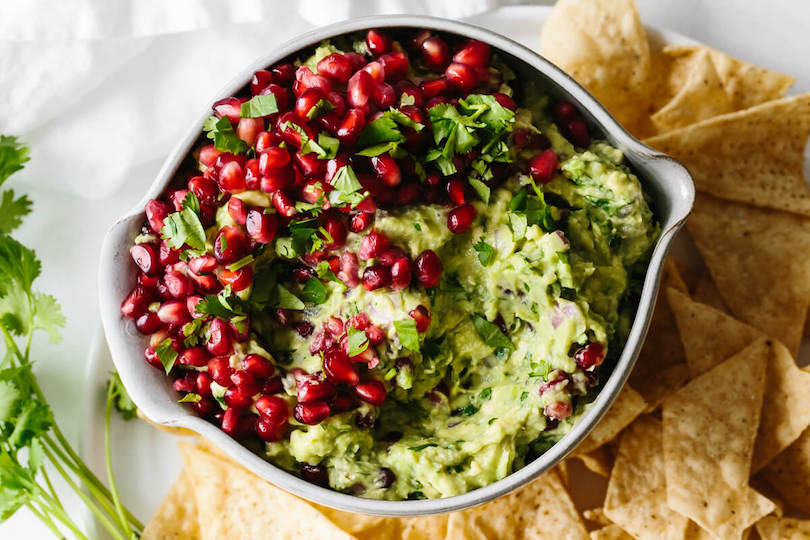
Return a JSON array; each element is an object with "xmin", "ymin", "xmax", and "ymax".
[
  {"xmin": 240, "ymin": 94, "xmax": 278, "ymax": 118},
  {"xmin": 393, "ymin": 318, "xmax": 420, "ymax": 352},
  {"xmin": 488, "ymin": 417, "xmax": 498, "ymax": 425},
  {"xmin": 347, "ymin": 325, "xmax": 370, "ymax": 357},
  {"xmin": 194, "ymin": 286, "xmax": 243, "ymax": 320},
  {"xmin": 461, "ymin": 403, "xmax": 478, "ymax": 416},
  {"xmin": 161, "ymin": 195, "xmax": 206, "ymax": 251},
  {"xmin": 408, "ymin": 443, "xmax": 438, "ymax": 452},
  {"xmin": 520, "ymin": 391, "xmax": 529, "ymax": 402},
  {"xmin": 472, "ymin": 239, "xmax": 495, "ymax": 266},
  {"xmin": 315, "ymin": 260, "xmax": 341, "ymax": 283},
  {"xmin": 355, "ymin": 108, "xmax": 424, "ymax": 155},
  {"xmin": 468, "ymin": 177, "xmax": 490, "ymax": 203},
  {"xmin": 306, "ymin": 98, "xmax": 335, "ymax": 119},
  {"xmin": 471, "ymin": 314, "xmax": 514, "ymax": 351},
  {"xmin": 413, "ymin": 223, "xmax": 422, "ymax": 232},
  {"xmin": 479, "ymin": 387, "xmax": 492, "ymax": 401},
  {"xmin": 301, "ymin": 277, "xmax": 328, "ymax": 305},
  {"xmin": 202, "ymin": 115, "xmax": 249, "ymax": 154},
  {"xmin": 227, "ymin": 255, "xmax": 254, "ymax": 272},
  {"xmin": 274, "ymin": 284, "xmax": 305, "ymax": 310},
  {"xmin": 327, "ymin": 165, "xmax": 367, "ymax": 207},
  {"xmin": 177, "ymin": 393, "xmax": 202, "ymax": 403},
  {"xmin": 155, "ymin": 338, "xmax": 178, "ymax": 374},
  {"xmin": 508, "ymin": 212, "xmax": 527, "ymax": 241}
]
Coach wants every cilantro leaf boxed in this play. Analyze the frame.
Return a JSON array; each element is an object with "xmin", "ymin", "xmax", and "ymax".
[
  {"xmin": 8, "ymin": 398, "xmax": 53, "ymax": 449},
  {"xmin": 301, "ymin": 278, "xmax": 328, "ymax": 305},
  {"xmin": 468, "ymin": 177, "xmax": 490, "ymax": 204},
  {"xmin": 0, "ymin": 190, "xmax": 32, "ymax": 234},
  {"xmin": 0, "ymin": 136, "xmax": 30, "ymax": 187},
  {"xmin": 301, "ymin": 132, "xmax": 339, "ymax": 159},
  {"xmin": 240, "ymin": 94, "xmax": 278, "ymax": 118},
  {"xmin": 273, "ymin": 284, "xmax": 305, "ymax": 310},
  {"xmin": 195, "ymin": 287, "xmax": 244, "ymax": 320},
  {"xmin": 107, "ymin": 372, "xmax": 137, "ymax": 420},
  {"xmin": 227, "ymin": 255, "xmax": 253, "ymax": 272},
  {"xmin": 479, "ymin": 387, "xmax": 492, "ymax": 401},
  {"xmin": 177, "ymin": 393, "xmax": 201, "ymax": 403},
  {"xmin": 203, "ymin": 115, "xmax": 249, "ymax": 154},
  {"xmin": 155, "ymin": 338, "xmax": 178, "ymax": 374},
  {"xmin": 471, "ymin": 314, "xmax": 513, "ymax": 351},
  {"xmin": 161, "ymin": 206, "xmax": 206, "ymax": 251},
  {"xmin": 0, "ymin": 234, "xmax": 41, "ymax": 297},
  {"xmin": 31, "ymin": 292, "xmax": 65, "ymax": 343},
  {"xmin": 328, "ymin": 165, "xmax": 367, "ymax": 207},
  {"xmin": 315, "ymin": 260, "xmax": 341, "ymax": 283},
  {"xmin": 472, "ymin": 239, "xmax": 495, "ymax": 266},
  {"xmin": 0, "ymin": 380, "xmax": 20, "ymax": 423},
  {"xmin": 508, "ymin": 212, "xmax": 527, "ymax": 241},
  {"xmin": 393, "ymin": 319, "xmax": 420, "ymax": 352},
  {"xmin": 356, "ymin": 108, "xmax": 424, "ymax": 151},
  {"xmin": 347, "ymin": 325, "xmax": 369, "ymax": 357}
]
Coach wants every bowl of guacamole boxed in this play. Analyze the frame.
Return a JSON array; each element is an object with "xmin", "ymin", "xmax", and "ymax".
[{"xmin": 100, "ymin": 15, "xmax": 693, "ymax": 515}]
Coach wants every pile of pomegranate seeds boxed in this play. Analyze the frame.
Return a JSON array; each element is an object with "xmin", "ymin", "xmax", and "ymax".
[{"xmin": 121, "ymin": 26, "xmax": 595, "ymax": 462}]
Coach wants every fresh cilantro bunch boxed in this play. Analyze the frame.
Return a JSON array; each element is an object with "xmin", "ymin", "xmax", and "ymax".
[{"xmin": 0, "ymin": 136, "xmax": 142, "ymax": 539}]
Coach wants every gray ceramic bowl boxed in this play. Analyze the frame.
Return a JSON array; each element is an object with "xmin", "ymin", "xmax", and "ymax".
[{"xmin": 98, "ymin": 14, "xmax": 694, "ymax": 516}]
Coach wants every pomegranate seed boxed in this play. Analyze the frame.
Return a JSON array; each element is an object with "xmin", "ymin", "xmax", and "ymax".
[
  {"xmin": 377, "ymin": 247, "xmax": 405, "ymax": 266},
  {"xmin": 218, "ymin": 266, "xmax": 253, "ymax": 292},
  {"xmin": 213, "ymin": 226, "xmax": 248, "ymax": 265},
  {"xmin": 447, "ymin": 204, "xmax": 476, "ymax": 234},
  {"xmin": 144, "ymin": 199, "xmax": 171, "ymax": 234},
  {"xmin": 272, "ymin": 190, "xmax": 297, "ymax": 217},
  {"xmin": 409, "ymin": 305, "xmax": 431, "ymax": 332},
  {"xmin": 354, "ymin": 380, "xmax": 387, "ymax": 406},
  {"xmin": 295, "ymin": 151, "xmax": 326, "ymax": 178},
  {"xmin": 207, "ymin": 318, "xmax": 233, "ymax": 356},
  {"xmin": 168, "ymin": 189, "xmax": 189, "ymax": 212},
  {"xmin": 425, "ymin": 96, "xmax": 448, "ymax": 109},
  {"xmin": 230, "ymin": 316, "xmax": 249, "ymax": 342},
  {"xmin": 565, "ymin": 119, "xmax": 590, "ymax": 148},
  {"xmin": 295, "ymin": 321, "xmax": 314, "ymax": 337},
  {"xmin": 174, "ymin": 375, "xmax": 196, "ymax": 393},
  {"xmin": 317, "ymin": 53, "xmax": 352, "ymax": 84},
  {"xmin": 366, "ymin": 29, "xmax": 392, "ymax": 56},
  {"xmin": 445, "ymin": 63, "xmax": 480, "ymax": 93},
  {"xmin": 236, "ymin": 117, "xmax": 264, "ymax": 147},
  {"xmin": 545, "ymin": 401, "xmax": 573, "ymax": 420},
  {"xmin": 246, "ymin": 209, "xmax": 277, "ymax": 244},
  {"xmin": 186, "ymin": 295, "xmax": 203, "ymax": 318},
  {"xmin": 208, "ymin": 356, "xmax": 234, "ymax": 387},
  {"xmin": 554, "ymin": 101, "xmax": 577, "ymax": 123},
  {"xmin": 322, "ymin": 216, "xmax": 347, "ymax": 248},
  {"xmin": 244, "ymin": 158, "xmax": 261, "ymax": 189},
  {"xmin": 324, "ymin": 316, "xmax": 344, "ymax": 336},
  {"xmin": 528, "ymin": 149, "xmax": 559, "ymax": 183},
  {"xmin": 300, "ymin": 178, "xmax": 325, "ymax": 204},
  {"xmin": 337, "ymin": 108, "xmax": 366, "ymax": 146},
  {"xmin": 323, "ymin": 349, "xmax": 360, "ymax": 385},
  {"xmin": 350, "ymin": 212, "xmax": 373, "ymax": 233},
  {"xmin": 372, "ymin": 82, "xmax": 396, "ymax": 109},
  {"xmin": 297, "ymin": 377, "xmax": 336, "ymax": 403},
  {"xmin": 143, "ymin": 346, "xmax": 162, "ymax": 370},
  {"xmin": 415, "ymin": 250, "xmax": 443, "ymax": 288},
  {"xmin": 212, "ymin": 97, "xmax": 242, "ymax": 124},
  {"xmin": 394, "ymin": 80, "xmax": 424, "ymax": 106},
  {"xmin": 575, "ymin": 342, "xmax": 606, "ymax": 370},
  {"xmin": 179, "ymin": 347, "xmax": 211, "ymax": 367},
  {"xmin": 218, "ymin": 160, "xmax": 247, "ymax": 193},
  {"xmin": 250, "ymin": 70, "xmax": 274, "ymax": 95},
  {"xmin": 371, "ymin": 155, "xmax": 402, "ymax": 187},
  {"xmin": 492, "ymin": 92, "xmax": 516, "ymax": 110},
  {"xmin": 446, "ymin": 179, "xmax": 466, "ymax": 205},
  {"xmin": 380, "ymin": 51, "xmax": 409, "ymax": 82},
  {"xmin": 241, "ymin": 355, "xmax": 273, "ymax": 382},
  {"xmin": 292, "ymin": 266, "xmax": 315, "ymax": 283},
  {"xmin": 337, "ymin": 251, "xmax": 360, "ymax": 288},
  {"xmin": 358, "ymin": 231, "xmax": 390, "ymax": 260},
  {"xmin": 220, "ymin": 407, "xmax": 240, "ymax": 436},
  {"xmin": 214, "ymin": 152, "xmax": 246, "ymax": 172},
  {"xmin": 196, "ymin": 372, "xmax": 213, "ymax": 396},
  {"xmin": 224, "ymin": 385, "xmax": 253, "ymax": 410},
  {"xmin": 188, "ymin": 255, "xmax": 216, "ymax": 275},
  {"xmin": 453, "ymin": 40, "xmax": 491, "ymax": 67},
  {"xmin": 135, "ymin": 311, "xmax": 164, "ymax": 334},
  {"xmin": 130, "ymin": 243, "xmax": 160, "ymax": 276},
  {"xmin": 295, "ymin": 87, "xmax": 326, "ymax": 119},
  {"xmin": 362, "ymin": 61, "xmax": 385, "ymax": 83},
  {"xmin": 390, "ymin": 258, "xmax": 412, "ymax": 290},
  {"xmin": 198, "ymin": 145, "xmax": 221, "ymax": 169},
  {"xmin": 258, "ymin": 146, "xmax": 291, "ymax": 174},
  {"xmin": 421, "ymin": 37, "xmax": 450, "ymax": 72},
  {"xmin": 272, "ymin": 63, "xmax": 295, "ymax": 86},
  {"xmin": 227, "ymin": 198, "xmax": 247, "ymax": 225},
  {"xmin": 255, "ymin": 394, "xmax": 288, "ymax": 420},
  {"xmin": 347, "ymin": 70, "xmax": 373, "ymax": 109},
  {"xmin": 309, "ymin": 331, "xmax": 333, "ymax": 355},
  {"xmin": 188, "ymin": 176, "xmax": 219, "ymax": 207},
  {"xmin": 255, "ymin": 131, "xmax": 279, "ymax": 153},
  {"xmin": 350, "ymin": 312, "xmax": 370, "ymax": 330},
  {"xmin": 365, "ymin": 325, "xmax": 385, "ymax": 346},
  {"xmin": 362, "ymin": 265, "xmax": 391, "ymax": 291},
  {"xmin": 276, "ymin": 112, "xmax": 313, "ymax": 148},
  {"xmin": 398, "ymin": 183, "xmax": 422, "ymax": 204},
  {"xmin": 137, "ymin": 271, "xmax": 160, "ymax": 290},
  {"xmin": 294, "ymin": 66, "xmax": 333, "ymax": 94},
  {"xmin": 420, "ymin": 78, "xmax": 449, "ymax": 99},
  {"xmin": 164, "ymin": 270, "xmax": 194, "ymax": 299},
  {"xmin": 261, "ymin": 167, "xmax": 294, "ymax": 193},
  {"xmin": 157, "ymin": 299, "xmax": 191, "ymax": 329},
  {"xmin": 294, "ymin": 402, "xmax": 330, "ymax": 425},
  {"xmin": 231, "ymin": 369, "xmax": 260, "ymax": 395}
]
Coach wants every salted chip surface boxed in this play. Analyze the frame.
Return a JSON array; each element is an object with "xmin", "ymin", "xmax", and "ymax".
[
  {"xmin": 762, "ymin": 426, "xmax": 810, "ymax": 515},
  {"xmin": 141, "ymin": 469, "xmax": 201, "ymax": 540},
  {"xmin": 646, "ymin": 94, "xmax": 810, "ymax": 217},
  {"xmin": 666, "ymin": 288, "xmax": 762, "ymax": 377},
  {"xmin": 444, "ymin": 470, "xmax": 588, "ymax": 540},
  {"xmin": 756, "ymin": 516, "xmax": 810, "ymax": 540},
  {"xmin": 604, "ymin": 415, "xmax": 688, "ymax": 540},
  {"xmin": 687, "ymin": 194, "xmax": 810, "ymax": 354},
  {"xmin": 662, "ymin": 338, "xmax": 774, "ymax": 538},
  {"xmin": 576, "ymin": 385, "xmax": 646, "ymax": 454},
  {"xmin": 539, "ymin": 0, "xmax": 651, "ymax": 132},
  {"xmin": 179, "ymin": 443, "xmax": 355, "ymax": 540},
  {"xmin": 650, "ymin": 48, "xmax": 732, "ymax": 132},
  {"xmin": 590, "ymin": 524, "xmax": 634, "ymax": 540}
]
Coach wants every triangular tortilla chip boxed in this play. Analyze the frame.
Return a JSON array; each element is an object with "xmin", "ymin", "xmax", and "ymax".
[
  {"xmin": 646, "ymin": 94, "xmax": 810, "ymax": 217},
  {"xmin": 576, "ymin": 444, "xmax": 615, "ymax": 477},
  {"xmin": 687, "ymin": 194, "xmax": 810, "ymax": 354},
  {"xmin": 444, "ymin": 470, "xmax": 589, "ymax": 540},
  {"xmin": 666, "ymin": 288, "xmax": 762, "ymax": 377},
  {"xmin": 756, "ymin": 516, "xmax": 810, "ymax": 540},
  {"xmin": 753, "ymin": 341, "xmax": 810, "ymax": 472},
  {"xmin": 662, "ymin": 45, "xmax": 794, "ymax": 111},
  {"xmin": 590, "ymin": 524, "xmax": 634, "ymax": 540},
  {"xmin": 651, "ymin": 48, "xmax": 733, "ymax": 132},
  {"xmin": 141, "ymin": 469, "xmax": 201, "ymax": 540},
  {"xmin": 629, "ymin": 258, "xmax": 690, "ymax": 409},
  {"xmin": 662, "ymin": 338, "xmax": 774, "ymax": 538},
  {"xmin": 604, "ymin": 416, "xmax": 689, "ymax": 540},
  {"xmin": 576, "ymin": 385, "xmax": 646, "ymax": 454},
  {"xmin": 179, "ymin": 443, "xmax": 356, "ymax": 540},
  {"xmin": 583, "ymin": 507, "xmax": 611, "ymax": 528},
  {"xmin": 539, "ymin": 0, "xmax": 651, "ymax": 133},
  {"xmin": 761, "ymin": 426, "xmax": 810, "ymax": 515}
]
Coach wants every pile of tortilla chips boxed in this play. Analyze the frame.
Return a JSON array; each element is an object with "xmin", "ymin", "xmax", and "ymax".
[{"xmin": 141, "ymin": 1, "xmax": 810, "ymax": 538}]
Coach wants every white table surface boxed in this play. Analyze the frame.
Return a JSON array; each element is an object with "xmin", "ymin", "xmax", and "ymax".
[{"xmin": 2, "ymin": 1, "xmax": 809, "ymax": 537}]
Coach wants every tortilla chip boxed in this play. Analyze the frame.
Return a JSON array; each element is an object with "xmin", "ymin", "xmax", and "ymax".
[
  {"xmin": 666, "ymin": 288, "xmax": 762, "ymax": 377},
  {"xmin": 692, "ymin": 273, "xmax": 727, "ymax": 312},
  {"xmin": 753, "ymin": 341, "xmax": 810, "ymax": 472},
  {"xmin": 604, "ymin": 416, "xmax": 689, "ymax": 539},
  {"xmin": 629, "ymin": 258, "xmax": 690, "ymax": 409},
  {"xmin": 646, "ymin": 94, "xmax": 810, "ymax": 217},
  {"xmin": 444, "ymin": 470, "xmax": 589, "ymax": 540},
  {"xmin": 178, "ymin": 443, "xmax": 355, "ymax": 540},
  {"xmin": 650, "ymin": 48, "xmax": 733, "ymax": 132},
  {"xmin": 557, "ymin": 459, "xmax": 571, "ymax": 488},
  {"xmin": 687, "ymin": 194, "xmax": 810, "ymax": 355},
  {"xmin": 576, "ymin": 385, "xmax": 646, "ymax": 454},
  {"xmin": 761, "ymin": 426, "xmax": 810, "ymax": 515},
  {"xmin": 577, "ymin": 445, "xmax": 614, "ymax": 477},
  {"xmin": 662, "ymin": 338, "xmax": 774, "ymax": 538},
  {"xmin": 590, "ymin": 525, "xmax": 634, "ymax": 540},
  {"xmin": 662, "ymin": 45, "xmax": 794, "ymax": 111},
  {"xmin": 141, "ymin": 469, "xmax": 201, "ymax": 540},
  {"xmin": 756, "ymin": 516, "xmax": 810, "ymax": 540},
  {"xmin": 583, "ymin": 507, "xmax": 612, "ymax": 528},
  {"xmin": 539, "ymin": 0, "xmax": 651, "ymax": 132}
]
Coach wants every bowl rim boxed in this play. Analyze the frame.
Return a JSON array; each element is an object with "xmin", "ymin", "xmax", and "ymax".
[{"xmin": 98, "ymin": 13, "xmax": 694, "ymax": 516}]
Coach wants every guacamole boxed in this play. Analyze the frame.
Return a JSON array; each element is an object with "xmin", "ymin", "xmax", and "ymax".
[{"xmin": 128, "ymin": 29, "xmax": 658, "ymax": 501}]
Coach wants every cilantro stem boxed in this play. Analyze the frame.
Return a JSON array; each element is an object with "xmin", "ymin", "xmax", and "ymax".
[
  {"xmin": 25, "ymin": 502, "xmax": 66, "ymax": 539},
  {"xmin": 105, "ymin": 381, "xmax": 134, "ymax": 539},
  {"xmin": 40, "ymin": 467, "xmax": 63, "ymax": 511}
]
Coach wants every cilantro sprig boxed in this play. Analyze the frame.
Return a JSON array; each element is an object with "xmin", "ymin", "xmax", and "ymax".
[{"xmin": 0, "ymin": 137, "xmax": 143, "ymax": 538}]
